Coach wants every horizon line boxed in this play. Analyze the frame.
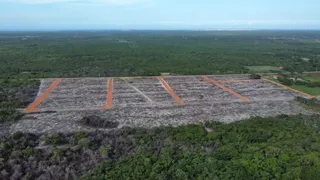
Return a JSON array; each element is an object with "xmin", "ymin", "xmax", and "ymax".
[{"xmin": 1, "ymin": 29, "xmax": 320, "ymax": 32}]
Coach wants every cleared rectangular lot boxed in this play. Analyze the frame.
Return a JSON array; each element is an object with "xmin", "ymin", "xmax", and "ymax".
[{"xmin": 12, "ymin": 75, "xmax": 313, "ymax": 133}]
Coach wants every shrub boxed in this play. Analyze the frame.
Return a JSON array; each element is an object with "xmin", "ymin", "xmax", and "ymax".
[
  {"xmin": 78, "ymin": 138, "xmax": 91, "ymax": 148},
  {"xmin": 75, "ymin": 131, "xmax": 90, "ymax": 141},
  {"xmin": 79, "ymin": 116, "xmax": 119, "ymax": 129},
  {"xmin": 295, "ymin": 96, "xmax": 318, "ymax": 105},
  {"xmin": 0, "ymin": 109, "xmax": 24, "ymax": 123},
  {"xmin": 22, "ymin": 146, "xmax": 35, "ymax": 157},
  {"xmin": 307, "ymin": 82, "xmax": 320, "ymax": 88},
  {"xmin": 278, "ymin": 76, "xmax": 293, "ymax": 86},
  {"xmin": 51, "ymin": 149, "xmax": 63, "ymax": 161},
  {"xmin": 43, "ymin": 134, "xmax": 65, "ymax": 146},
  {"xmin": 12, "ymin": 131, "xmax": 24, "ymax": 140},
  {"xmin": 249, "ymin": 74, "xmax": 261, "ymax": 79},
  {"xmin": 213, "ymin": 146, "xmax": 238, "ymax": 160}
]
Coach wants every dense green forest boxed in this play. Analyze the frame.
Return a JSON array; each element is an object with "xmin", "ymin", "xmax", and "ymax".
[
  {"xmin": 1, "ymin": 115, "xmax": 320, "ymax": 179},
  {"xmin": 82, "ymin": 115, "xmax": 320, "ymax": 180},
  {"xmin": 1, "ymin": 30, "xmax": 320, "ymax": 78}
]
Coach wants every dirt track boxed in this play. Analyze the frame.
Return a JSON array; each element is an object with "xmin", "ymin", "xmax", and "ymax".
[{"xmin": 11, "ymin": 75, "xmax": 313, "ymax": 133}]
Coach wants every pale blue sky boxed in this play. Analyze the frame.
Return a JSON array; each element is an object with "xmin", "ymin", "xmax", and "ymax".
[{"xmin": 1, "ymin": 0, "xmax": 320, "ymax": 30}]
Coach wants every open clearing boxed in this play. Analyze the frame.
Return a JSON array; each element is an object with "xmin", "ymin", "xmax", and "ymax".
[
  {"xmin": 244, "ymin": 66, "xmax": 281, "ymax": 73},
  {"xmin": 11, "ymin": 75, "xmax": 313, "ymax": 133}
]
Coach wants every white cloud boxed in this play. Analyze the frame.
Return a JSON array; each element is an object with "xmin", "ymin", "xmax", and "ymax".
[{"xmin": 5, "ymin": 0, "xmax": 153, "ymax": 6}]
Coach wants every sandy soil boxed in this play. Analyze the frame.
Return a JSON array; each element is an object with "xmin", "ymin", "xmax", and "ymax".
[{"xmin": 11, "ymin": 75, "xmax": 312, "ymax": 133}]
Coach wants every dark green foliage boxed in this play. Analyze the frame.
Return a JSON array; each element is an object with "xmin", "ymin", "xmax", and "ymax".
[
  {"xmin": 278, "ymin": 76, "xmax": 293, "ymax": 86},
  {"xmin": 2, "ymin": 115, "xmax": 320, "ymax": 179},
  {"xmin": 0, "ymin": 109, "xmax": 24, "ymax": 123},
  {"xmin": 11, "ymin": 131, "xmax": 24, "ymax": 140},
  {"xmin": 0, "ymin": 78, "xmax": 40, "ymax": 109},
  {"xmin": 0, "ymin": 31, "xmax": 319, "ymax": 78},
  {"xmin": 75, "ymin": 131, "xmax": 90, "ymax": 141},
  {"xmin": 82, "ymin": 115, "xmax": 320, "ymax": 180},
  {"xmin": 22, "ymin": 146, "xmax": 35, "ymax": 157},
  {"xmin": 80, "ymin": 116, "xmax": 119, "ymax": 129},
  {"xmin": 301, "ymin": 164, "xmax": 320, "ymax": 180},
  {"xmin": 307, "ymin": 81, "xmax": 320, "ymax": 87},
  {"xmin": 43, "ymin": 134, "xmax": 66, "ymax": 146},
  {"xmin": 295, "ymin": 80, "xmax": 309, "ymax": 85},
  {"xmin": 295, "ymin": 96, "xmax": 318, "ymax": 105},
  {"xmin": 249, "ymin": 74, "xmax": 261, "ymax": 79},
  {"xmin": 168, "ymin": 124, "xmax": 207, "ymax": 141},
  {"xmin": 78, "ymin": 138, "xmax": 91, "ymax": 148}
]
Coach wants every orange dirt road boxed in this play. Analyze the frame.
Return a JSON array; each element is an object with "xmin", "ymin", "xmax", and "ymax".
[
  {"xmin": 24, "ymin": 78, "xmax": 62, "ymax": 113},
  {"xmin": 262, "ymin": 78, "xmax": 316, "ymax": 99},
  {"xmin": 101, "ymin": 78, "xmax": 113, "ymax": 110},
  {"xmin": 157, "ymin": 77, "xmax": 184, "ymax": 105},
  {"xmin": 203, "ymin": 76, "xmax": 249, "ymax": 102}
]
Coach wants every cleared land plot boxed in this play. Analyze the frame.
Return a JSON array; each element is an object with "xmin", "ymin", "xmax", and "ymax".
[
  {"xmin": 12, "ymin": 75, "xmax": 313, "ymax": 133},
  {"xmin": 34, "ymin": 78, "xmax": 108, "ymax": 111},
  {"xmin": 245, "ymin": 66, "xmax": 281, "ymax": 73}
]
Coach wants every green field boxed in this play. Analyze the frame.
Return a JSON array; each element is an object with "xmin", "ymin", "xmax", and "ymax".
[
  {"xmin": 245, "ymin": 66, "xmax": 281, "ymax": 73},
  {"xmin": 291, "ymin": 85, "xmax": 320, "ymax": 96},
  {"xmin": 292, "ymin": 74, "xmax": 320, "ymax": 96},
  {"xmin": 303, "ymin": 74, "xmax": 320, "ymax": 82}
]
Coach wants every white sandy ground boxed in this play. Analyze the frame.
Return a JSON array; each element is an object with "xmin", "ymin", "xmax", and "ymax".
[{"xmin": 10, "ymin": 75, "xmax": 313, "ymax": 133}]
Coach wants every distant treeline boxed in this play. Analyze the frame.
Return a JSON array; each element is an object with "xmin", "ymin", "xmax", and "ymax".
[{"xmin": 0, "ymin": 30, "xmax": 319, "ymax": 78}]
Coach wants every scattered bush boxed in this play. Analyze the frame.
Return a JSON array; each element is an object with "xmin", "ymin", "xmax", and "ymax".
[
  {"xmin": 78, "ymin": 138, "xmax": 91, "ymax": 148},
  {"xmin": 249, "ymin": 74, "xmax": 261, "ymax": 79},
  {"xmin": 278, "ymin": 76, "xmax": 293, "ymax": 86},
  {"xmin": 0, "ymin": 109, "xmax": 24, "ymax": 124},
  {"xmin": 80, "ymin": 116, "xmax": 119, "ymax": 129},
  {"xmin": 1, "ymin": 115, "xmax": 320, "ymax": 179},
  {"xmin": 75, "ymin": 131, "xmax": 90, "ymax": 141},
  {"xmin": 11, "ymin": 131, "xmax": 24, "ymax": 139},
  {"xmin": 22, "ymin": 146, "xmax": 35, "ymax": 157},
  {"xmin": 43, "ymin": 134, "xmax": 65, "ymax": 146},
  {"xmin": 295, "ymin": 96, "xmax": 318, "ymax": 105},
  {"xmin": 0, "ymin": 79, "xmax": 40, "ymax": 109},
  {"xmin": 306, "ymin": 81, "xmax": 320, "ymax": 88}
]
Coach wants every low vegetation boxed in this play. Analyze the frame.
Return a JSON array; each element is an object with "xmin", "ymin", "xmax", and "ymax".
[
  {"xmin": 271, "ymin": 73, "xmax": 320, "ymax": 96},
  {"xmin": 245, "ymin": 66, "xmax": 281, "ymax": 73},
  {"xmin": 0, "ymin": 109, "xmax": 24, "ymax": 124},
  {"xmin": 0, "ymin": 78, "xmax": 39, "ymax": 126},
  {"xmin": 0, "ymin": 115, "xmax": 320, "ymax": 179},
  {"xmin": 0, "ymin": 78, "xmax": 40, "ymax": 109},
  {"xmin": 295, "ymin": 96, "xmax": 320, "ymax": 112},
  {"xmin": 79, "ymin": 116, "xmax": 119, "ymax": 129}
]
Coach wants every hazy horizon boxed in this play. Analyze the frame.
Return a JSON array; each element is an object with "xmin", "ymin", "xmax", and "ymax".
[{"xmin": 1, "ymin": 0, "xmax": 320, "ymax": 30}]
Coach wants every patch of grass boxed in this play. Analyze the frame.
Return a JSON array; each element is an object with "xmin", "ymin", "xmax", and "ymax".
[
  {"xmin": 291, "ymin": 85, "xmax": 320, "ymax": 96},
  {"xmin": 303, "ymin": 74, "xmax": 320, "ymax": 82},
  {"xmin": 295, "ymin": 96, "xmax": 320, "ymax": 112},
  {"xmin": 245, "ymin": 66, "xmax": 281, "ymax": 73}
]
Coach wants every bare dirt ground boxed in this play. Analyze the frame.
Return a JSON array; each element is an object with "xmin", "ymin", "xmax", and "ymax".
[{"xmin": 11, "ymin": 75, "xmax": 312, "ymax": 133}]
